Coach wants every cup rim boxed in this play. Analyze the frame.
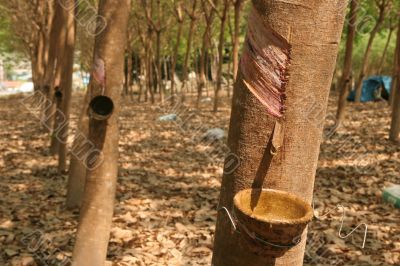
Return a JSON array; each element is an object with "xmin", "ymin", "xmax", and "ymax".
[{"xmin": 233, "ymin": 188, "xmax": 314, "ymax": 225}]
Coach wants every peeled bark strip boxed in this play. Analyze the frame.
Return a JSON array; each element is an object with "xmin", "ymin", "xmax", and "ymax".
[
  {"xmin": 71, "ymin": 0, "xmax": 131, "ymax": 265},
  {"xmin": 212, "ymin": 0, "xmax": 347, "ymax": 265},
  {"xmin": 241, "ymin": 8, "xmax": 291, "ymax": 118}
]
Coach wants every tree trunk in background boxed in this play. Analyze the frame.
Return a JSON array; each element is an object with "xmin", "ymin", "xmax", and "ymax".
[
  {"xmin": 377, "ymin": 26, "xmax": 394, "ymax": 75},
  {"xmin": 155, "ymin": 0, "xmax": 164, "ymax": 102},
  {"xmin": 390, "ymin": 25, "xmax": 399, "ymax": 106},
  {"xmin": 147, "ymin": 46, "xmax": 155, "ymax": 103},
  {"xmin": 170, "ymin": 3, "xmax": 184, "ymax": 104},
  {"xmin": 35, "ymin": 30, "xmax": 46, "ymax": 92},
  {"xmin": 390, "ymin": 18, "xmax": 400, "ymax": 142},
  {"xmin": 336, "ymin": 0, "xmax": 357, "ymax": 127},
  {"xmin": 57, "ymin": 0, "xmax": 76, "ymax": 173},
  {"xmin": 180, "ymin": 0, "xmax": 198, "ymax": 102},
  {"xmin": 213, "ymin": 0, "xmax": 229, "ymax": 112},
  {"xmin": 66, "ymin": 92, "xmax": 90, "ymax": 209},
  {"xmin": 124, "ymin": 52, "xmax": 133, "ymax": 97},
  {"xmin": 232, "ymin": 0, "xmax": 244, "ymax": 81},
  {"xmin": 196, "ymin": 0, "xmax": 216, "ymax": 107},
  {"xmin": 43, "ymin": 1, "xmax": 62, "ymax": 134},
  {"xmin": 138, "ymin": 51, "xmax": 145, "ymax": 102},
  {"xmin": 49, "ymin": 4, "xmax": 68, "ymax": 155},
  {"xmin": 71, "ymin": 0, "xmax": 131, "ymax": 264},
  {"xmin": 354, "ymin": 1, "xmax": 387, "ymax": 102},
  {"xmin": 212, "ymin": 0, "xmax": 347, "ymax": 265},
  {"xmin": 155, "ymin": 31, "xmax": 163, "ymax": 101}
]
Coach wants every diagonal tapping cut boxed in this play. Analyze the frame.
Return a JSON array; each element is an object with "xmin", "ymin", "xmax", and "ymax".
[{"xmin": 240, "ymin": 8, "xmax": 291, "ymax": 119}]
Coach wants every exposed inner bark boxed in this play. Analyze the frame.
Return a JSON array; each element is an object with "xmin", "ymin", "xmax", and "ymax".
[{"xmin": 240, "ymin": 8, "xmax": 291, "ymax": 119}]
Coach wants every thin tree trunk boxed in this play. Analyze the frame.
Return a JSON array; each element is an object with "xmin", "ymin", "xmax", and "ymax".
[
  {"xmin": 196, "ymin": 0, "xmax": 216, "ymax": 107},
  {"xmin": 147, "ymin": 46, "xmax": 155, "ymax": 103},
  {"xmin": 232, "ymin": 0, "xmax": 243, "ymax": 81},
  {"xmin": 156, "ymin": 31, "xmax": 163, "ymax": 101},
  {"xmin": 389, "ymin": 18, "xmax": 400, "ymax": 141},
  {"xmin": 57, "ymin": 0, "xmax": 76, "ymax": 174},
  {"xmin": 49, "ymin": 6, "xmax": 68, "ymax": 155},
  {"xmin": 170, "ymin": 4, "xmax": 184, "ymax": 104},
  {"xmin": 43, "ymin": 2, "xmax": 62, "ymax": 134},
  {"xmin": 212, "ymin": 0, "xmax": 347, "ymax": 265},
  {"xmin": 138, "ymin": 51, "xmax": 146, "ymax": 102},
  {"xmin": 390, "ymin": 28, "xmax": 399, "ymax": 106},
  {"xmin": 377, "ymin": 26, "xmax": 394, "ymax": 75},
  {"xmin": 336, "ymin": 0, "xmax": 357, "ymax": 127},
  {"xmin": 71, "ymin": 0, "xmax": 131, "ymax": 265},
  {"xmin": 354, "ymin": 1, "xmax": 387, "ymax": 102},
  {"xmin": 181, "ymin": 0, "xmax": 198, "ymax": 102},
  {"xmin": 213, "ymin": 0, "xmax": 229, "ymax": 112},
  {"xmin": 227, "ymin": 48, "xmax": 232, "ymax": 98},
  {"xmin": 66, "ymin": 92, "xmax": 90, "ymax": 209},
  {"xmin": 124, "ymin": 52, "xmax": 133, "ymax": 97}
]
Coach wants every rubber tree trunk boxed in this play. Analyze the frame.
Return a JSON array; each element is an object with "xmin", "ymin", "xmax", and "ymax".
[
  {"xmin": 213, "ymin": 0, "xmax": 229, "ymax": 112},
  {"xmin": 170, "ymin": 4, "xmax": 184, "ymax": 105},
  {"xmin": 232, "ymin": 0, "xmax": 244, "ymax": 81},
  {"xmin": 389, "ymin": 18, "xmax": 400, "ymax": 142},
  {"xmin": 66, "ymin": 92, "xmax": 90, "ymax": 209},
  {"xmin": 124, "ymin": 51, "xmax": 133, "ymax": 97},
  {"xmin": 155, "ymin": 31, "xmax": 163, "ymax": 101},
  {"xmin": 377, "ymin": 26, "xmax": 394, "ymax": 75},
  {"xmin": 336, "ymin": 0, "xmax": 357, "ymax": 127},
  {"xmin": 390, "ymin": 26, "xmax": 400, "ymax": 106},
  {"xmin": 212, "ymin": 0, "xmax": 348, "ymax": 265},
  {"xmin": 71, "ymin": 0, "xmax": 131, "ymax": 265},
  {"xmin": 196, "ymin": 0, "xmax": 216, "ymax": 107},
  {"xmin": 50, "ymin": 11, "xmax": 68, "ymax": 156},
  {"xmin": 180, "ymin": 0, "xmax": 197, "ymax": 102},
  {"xmin": 354, "ymin": 1, "xmax": 387, "ymax": 102},
  {"xmin": 57, "ymin": 0, "xmax": 76, "ymax": 174},
  {"xmin": 43, "ymin": 2, "xmax": 63, "ymax": 135}
]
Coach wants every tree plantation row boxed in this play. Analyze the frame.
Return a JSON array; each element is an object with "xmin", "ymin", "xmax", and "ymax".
[{"xmin": 0, "ymin": 0, "xmax": 399, "ymax": 265}]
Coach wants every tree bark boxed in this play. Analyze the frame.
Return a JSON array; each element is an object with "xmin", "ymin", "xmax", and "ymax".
[
  {"xmin": 71, "ymin": 0, "xmax": 131, "ymax": 265},
  {"xmin": 354, "ymin": 0, "xmax": 388, "ymax": 102},
  {"xmin": 180, "ymin": 0, "xmax": 198, "ymax": 102},
  {"xmin": 196, "ymin": 0, "xmax": 217, "ymax": 107},
  {"xmin": 57, "ymin": 0, "xmax": 76, "ymax": 174},
  {"xmin": 389, "ymin": 18, "xmax": 400, "ymax": 142},
  {"xmin": 212, "ymin": 0, "xmax": 347, "ymax": 265},
  {"xmin": 213, "ymin": 0, "xmax": 229, "ymax": 112},
  {"xmin": 124, "ymin": 51, "xmax": 133, "ymax": 97},
  {"xmin": 43, "ymin": 1, "xmax": 63, "ymax": 135},
  {"xmin": 377, "ymin": 26, "xmax": 394, "ymax": 75},
  {"xmin": 66, "ymin": 93, "xmax": 90, "ymax": 209},
  {"xmin": 390, "ymin": 25, "xmax": 399, "ymax": 106},
  {"xmin": 232, "ymin": 0, "xmax": 243, "ymax": 81},
  {"xmin": 49, "ymin": 3, "xmax": 68, "ymax": 155},
  {"xmin": 336, "ymin": 0, "xmax": 358, "ymax": 127},
  {"xmin": 170, "ymin": 3, "xmax": 184, "ymax": 104}
]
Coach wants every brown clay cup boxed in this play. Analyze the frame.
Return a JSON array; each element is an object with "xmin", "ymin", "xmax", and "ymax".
[{"xmin": 233, "ymin": 188, "xmax": 313, "ymax": 257}]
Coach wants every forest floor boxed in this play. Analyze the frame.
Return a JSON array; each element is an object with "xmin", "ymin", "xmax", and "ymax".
[{"xmin": 0, "ymin": 90, "xmax": 399, "ymax": 266}]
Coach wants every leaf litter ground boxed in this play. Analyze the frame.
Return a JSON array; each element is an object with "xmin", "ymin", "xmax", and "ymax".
[{"xmin": 0, "ymin": 92, "xmax": 399, "ymax": 265}]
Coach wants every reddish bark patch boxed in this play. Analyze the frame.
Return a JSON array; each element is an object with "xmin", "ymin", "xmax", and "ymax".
[{"xmin": 240, "ymin": 8, "xmax": 291, "ymax": 119}]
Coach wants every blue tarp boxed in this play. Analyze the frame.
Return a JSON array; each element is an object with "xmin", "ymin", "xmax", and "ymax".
[{"xmin": 348, "ymin": 76, "xmax": 392, "ymax": 102}]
